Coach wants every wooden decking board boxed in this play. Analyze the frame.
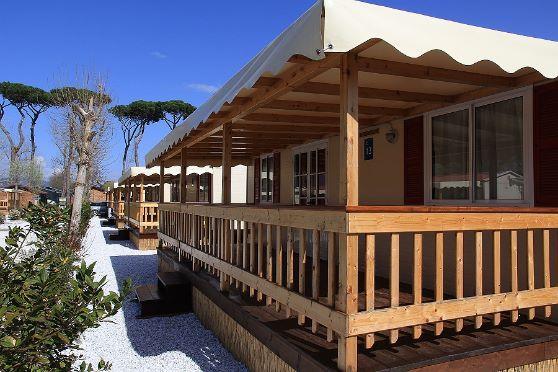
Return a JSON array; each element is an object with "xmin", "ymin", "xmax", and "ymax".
[{"xmin": 158, "ymin": 248, "xmax": 558, "ymax": 371}]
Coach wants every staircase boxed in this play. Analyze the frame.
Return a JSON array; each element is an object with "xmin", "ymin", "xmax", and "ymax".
[{"xmin": 135, "ymin": 271, "xmax": 191, "ymax": 317}]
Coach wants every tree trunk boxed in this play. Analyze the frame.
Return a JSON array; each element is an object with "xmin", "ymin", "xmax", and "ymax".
[
  {"xmin": 30, "ymin": 122, "xmax": 37, "ymax": 161},
  {"xmin": 122, "ymin": 142, "xmax": 130, "ymax": 175},
  {"xmin": 133, "ymin": 131, "xmax": 144, "ymax": 167},
  {"xmin": 69, "ymin": 119, "xmax": 93, "ymax": 239},
  {"xmin": 9, "ymin": 149, "xmax": 20, "ymax": 209}
]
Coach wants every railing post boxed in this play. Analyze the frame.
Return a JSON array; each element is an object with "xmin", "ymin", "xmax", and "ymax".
[
  {"xmin": 337, "ymin": 51, "xmax": 359, "ymax": 371},
  {"xmin": 220, "ymin": 123, "xmax": 232, "ymax": 292},
  {"xmin": 222, "ymin": 122, "xmax": 232, "ymax": 204},
  {"xmin": 159, "ymin": 163, "xmax": 165, "ymax": 203},
  {"xmin": 180, "ymin": 147, "xmax": 188, "ymax": 203}
]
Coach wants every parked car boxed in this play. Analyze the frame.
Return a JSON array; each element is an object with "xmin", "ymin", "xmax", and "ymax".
[{"xmin": 90, "ymin": 202, "xmax": 108, "ymax": 218}]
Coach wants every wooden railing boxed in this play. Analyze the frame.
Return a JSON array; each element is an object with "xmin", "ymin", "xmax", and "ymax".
[
  {"xmin": 157, "ymin": 203, "xmax": 558, "ymax": 370},
  {"xmin": 0, "ymin": 199, "xmax": 8, "ymax": 214},
  {"xmin": 110, "ymin": 201, "xmax": 125, "ymax": 219},
  {"xmin": 124, "ymin": 202, "xmax": 158, "ymax": 233}
]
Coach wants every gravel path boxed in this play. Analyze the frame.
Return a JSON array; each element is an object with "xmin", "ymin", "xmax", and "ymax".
[{"xmin": 79, "ymin": 217, "xmax": 246, "ymax": 372}]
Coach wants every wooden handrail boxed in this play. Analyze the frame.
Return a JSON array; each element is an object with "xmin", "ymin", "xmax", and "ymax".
[{"xmin": 157, "ymin": 202, "xmax": 558, "ymax": 370}]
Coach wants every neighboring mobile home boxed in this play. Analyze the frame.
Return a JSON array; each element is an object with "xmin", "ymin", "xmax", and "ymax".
[
  {"xmin": 116, "ymin": 165, "xmax": 247, "ymax": 250},
  {"xmin": 146, "ymin": 0, "xmax": 558, "ymax": 370}
]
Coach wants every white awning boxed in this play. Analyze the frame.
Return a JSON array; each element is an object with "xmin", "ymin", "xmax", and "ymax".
[{"xmin": 146, "ymin": 0, "xmax": 558, "ymax": 165}]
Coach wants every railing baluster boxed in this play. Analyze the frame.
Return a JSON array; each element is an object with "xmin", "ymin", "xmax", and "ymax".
[
  {"xmin": 276, "ymin": 225, "xmax": 283, "ymax": 312},
  {"xmin": 286, "ymin": 227, "xmax": 294, "ymax": 318},
  {"xmin": 365, "ymin": 234, "xmax": 375, "ymax": 348},
  {"xmin": 544, "ymin": 229, "xmax": 551, "ymax": 317},
  {"xmin": 455, "ymin": 231, "xmax": 464, "ymax": 332},
  {"xmin": 249, "ymin": 222, "xmax": 256, "ymax": 297},
  {"xmin": 527, "ymin": 229, "xmax": 535, "ymax": 320},
  {"xmin": 312, "ymin": 229, "xmax": 320, "ymax": 333},
  {"xmin": 511, "ymin": 230, "xmax": 519, "ymax": 322},
  {"xmin": 266, "ymin": 224, "xmax": 273, "ymax": 306},
  {"xmin": 257, "ymin": 223, "xmax": 264, "ymax": 302},
  {"xmin": 475, "ymin": 231, "xmax": 483, "ymax": 329},
  {"xmin": 435, "ymin": 232, "xmax": 444, "ymax": 335},
  {"xmin": 390, "ymin": 233, "xmax": 400, "ymax": 343},
  {"xmin": 230, "ymin": 220, "xmax": 235, "ymax": 286},
  {"xmin": 413, "ymin": 233, "xmax": 422, "ymax": 339},
  {"xmin": 192, "ymin": 215, "xmax": 199, "ymax": 272},
  {"xmin": 223, "ymin": 219, "xmax": 231, "ymax": 291},
  {"xmin": 298, "ymin": 228, "xmax": 306, "ymax": 325},
  {"xmin": 326, "ymin": 231, "xmax": 335, "ymax": 342},
  {"xmin": 242, "ymin": 222, "xmax": 248, "ymax": 294},
  {"xmin": 493, "ymin": 230, "xmax": 501, "ymax": 325}
]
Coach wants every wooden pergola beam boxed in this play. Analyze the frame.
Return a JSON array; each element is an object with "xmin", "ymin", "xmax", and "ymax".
[
  {"xmin": 263, "ymin": 99, "xmax": 407, "ymax": 116},
  {"xmin": 158, "ymin": 56, "xmax": 339, "ymax": 164},
  {"xmin": 292, "ymin": 81, "xmax": 456, "ymax": 103},
  {"xmin": 356, "ymin": 57, "xmax": 516, "ymax": 87},
  {"xmin": 233, "ymin": 122, "xmax": 339, "ymax": 133}
]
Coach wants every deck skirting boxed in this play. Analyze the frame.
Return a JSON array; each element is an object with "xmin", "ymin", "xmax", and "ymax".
[{"xmin": 193, "ymin": 287, "xmax": 293, "ymax": 372}]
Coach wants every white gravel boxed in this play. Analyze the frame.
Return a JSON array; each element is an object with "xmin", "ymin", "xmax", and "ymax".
[{"xmin": 79, "ymin": 217, "xmax": 247, "ymax": 372}]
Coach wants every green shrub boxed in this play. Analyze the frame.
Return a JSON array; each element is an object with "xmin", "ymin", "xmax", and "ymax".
[
  {"xmin": 0, "ymin": 214, "xmax": 5, "ymax": 224},
  {"xmin": 7, "ymin": 209, "xmax": 21, "ymax": 220},
  {"xmin": 0, "ymin": 203, "xmax": 132, "ymax": 371},
  {"xmin": 79, "ymin": 202, "xmax": 93, "ymax": 235}
]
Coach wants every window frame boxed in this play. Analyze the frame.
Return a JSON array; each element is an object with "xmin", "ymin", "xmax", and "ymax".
[
  {"xmin": 292, "ymin": 139, "xmax": 328, "ymax": 206},
  {"xmin": 424, "ymin": 86, "xmax": 533, "ymax": 206},
  {"xmin": 259, "ymin": 153, "xmax": 274, "ymax": 204}
]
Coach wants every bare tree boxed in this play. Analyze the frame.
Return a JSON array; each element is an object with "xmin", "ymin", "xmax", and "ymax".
[
  {"xmin": 51, "ymin": 74, "xmax": 112, "ymax": 238},
  {"xmin": 51, "ymin": 110, "xmax": 77, "ymax": 199}
]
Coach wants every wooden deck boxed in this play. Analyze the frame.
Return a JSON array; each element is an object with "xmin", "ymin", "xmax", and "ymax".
[{"xmin": 159, "ymin": 248, "xmax": 558, "ymax": 371}]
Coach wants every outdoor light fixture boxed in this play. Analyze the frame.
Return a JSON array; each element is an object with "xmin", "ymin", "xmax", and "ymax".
[{"xmin": 385, "ymin": 124, "xmax": 398, "ymax": 144}]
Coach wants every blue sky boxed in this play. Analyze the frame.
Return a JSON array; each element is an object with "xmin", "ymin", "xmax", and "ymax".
[{"xmin": 1, "ymin": 0, "xmax": 557, "ymax": 182}]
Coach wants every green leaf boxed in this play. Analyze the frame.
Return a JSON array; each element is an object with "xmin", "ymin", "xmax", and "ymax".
[{"xmin": 1, "ymin": 335, "xmax": 17, "ymax": 348}]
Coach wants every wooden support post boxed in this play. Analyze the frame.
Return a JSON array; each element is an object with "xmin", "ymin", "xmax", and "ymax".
[
  {"xmin": 139, "ymin": 177, "xmax": 144, "ymax": 203},
  {"xmin": 339, "ymin": 53, "xmax": 359, "ymax": 207},
  {"xmin": 159, "ymin": 163, "xmax": 165, "ymax": 203},
  {"xmin": 180, "ymin": 147, "xmax": 188, "ymax": 203},
  {"xmin": 222, "ymin": 123, "xmax": 232, "ymax": 204},
  {"xmin": 337, "ymin": 52, "xmax": 359, "ymax": 372},
  {"xmin": 337, "ymin": 234, "xmax": 358, "ymax": 371},
  {"xmin": 327, "ymin": 231, "xmax": 336, "ymax": 342}
]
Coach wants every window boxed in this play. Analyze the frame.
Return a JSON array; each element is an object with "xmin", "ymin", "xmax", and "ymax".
[
  {"xmin": 260, "ymin": 154, "xmax": 274, "ymax": 203},
  {"xmin": 199, "ymin": 173, "xmax": 212, "ymax": 203},
  {"xmin": 427, "ymin": 90, "xmax": 531, "ymax": 204},
  {"xmin": 170, "ymin": 179, "xmax": 180, "ymax": 202},
  {"xmin": 294, "ymin": 143, "xmax": 327, "ymax": 206}
]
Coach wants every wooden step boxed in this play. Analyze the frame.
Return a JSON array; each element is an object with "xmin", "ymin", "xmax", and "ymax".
[
  {"xmin": 158, "ymin": 271, "xmax": 185, "ymax": 288},
  {"xmin": 136, "ymin": 284, "xmax": 164, "ymax": 317},
  {"xmin": 109, "ymin": 229, "xmax": 129, "ymax": 241}
]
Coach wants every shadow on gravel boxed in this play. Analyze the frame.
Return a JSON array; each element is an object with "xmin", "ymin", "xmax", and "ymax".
[
  {"xmin": 99, "ymin": 225, "xmax": 135, "ymax": 248},
  {"xmin": 110, "ymin": 254, "xmax": 244, "ymax": 371}
]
